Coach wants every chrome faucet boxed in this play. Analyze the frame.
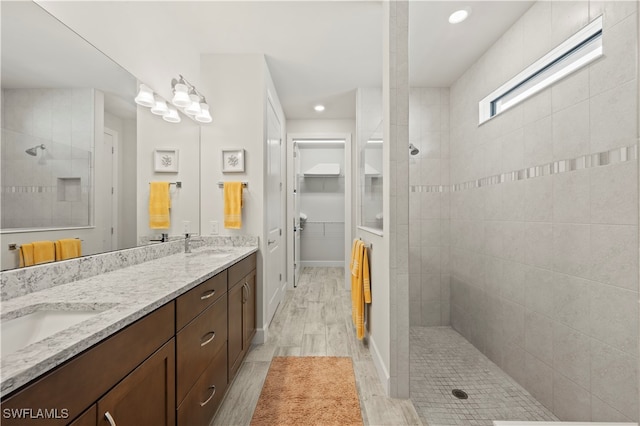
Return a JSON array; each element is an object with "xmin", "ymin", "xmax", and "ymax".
[{"xmin": 184, "ymin": 233, "xmax": 191, "ymax": 253}]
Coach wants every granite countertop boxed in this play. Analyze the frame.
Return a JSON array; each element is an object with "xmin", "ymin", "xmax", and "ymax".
[{"xmin": 0, "ymin": 244, "xmax": 258, "ymax": 397}]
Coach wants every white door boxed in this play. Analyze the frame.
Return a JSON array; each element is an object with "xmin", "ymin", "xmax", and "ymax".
[
  {"xmin": 293, "ymin": 142, "xmax": 301, "ymax": 287},
  {"xmin": 102, "ymin": 129, "xmax": 118, "ymax": 251},
  {"xmin": 265, "ymin": 98, "xmax": 283, "ymax": 325}
]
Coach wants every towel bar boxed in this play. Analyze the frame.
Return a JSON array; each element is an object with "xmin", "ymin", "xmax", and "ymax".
[
  {"xmin": 148, "ymin": 181, "xmax": 182, "ymax": 188},
  {"xmin": 217, "ymin": 182, "xmax": 248, "ymax": 188},
  {"xmin": 358, "ymin": 238, "xmax": 372, "ymax": 250},
  {"xmin": 8, "ymin": 238, "xmax": 83, "ymax": 251}
]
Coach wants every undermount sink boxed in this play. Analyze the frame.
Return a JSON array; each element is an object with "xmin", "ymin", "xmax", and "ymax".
[{"xmin": 1, "ymin": 305, "xmax": 113, "ymax": 358}]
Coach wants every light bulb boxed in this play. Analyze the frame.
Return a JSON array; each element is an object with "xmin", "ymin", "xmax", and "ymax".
[
  {"xmin": 150, "ymin": 96, "xmax": 169, "ymax": 115},
  {"xmin": 195, "ymin": 103, "xmax": 212, "ymax": 123},
  {"xmin": 134, "ymin": 84, "xmax": 155, "ymax": 107},
  {"xmin": 172, "ymin": 83, "xmax": 191, "ymax": 107},
  {"xmin": 448, "ymin": 9, "xmax": 469, "ymax": 24},
  {"xmin": 163, "ymin": 106, "xmax": 181, "ymax": 123}
]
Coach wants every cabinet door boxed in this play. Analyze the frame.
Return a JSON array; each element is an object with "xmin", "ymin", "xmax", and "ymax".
[
  {"xmin": 227, "ymin": 282, "xmax": 244, "ymax": 381},
  {"xmin": 68, "ymin": 405, "xmax": 96, "ymax": 426},
  {"xmin": 243, "ymin": 270, "xmax": 257, "ymax": 349},
  {"xmin": 97, "ymin": 339, "xmax": 175, "ymax": 426}
]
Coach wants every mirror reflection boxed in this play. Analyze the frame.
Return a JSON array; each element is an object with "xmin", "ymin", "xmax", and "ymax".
[
  {"xmin": 1, "ymin": 1, "xmax": 138, "ymax": 270},
  {"xmin": 361, "ymin": 122, "xmax": 383, "ymax": 230}
]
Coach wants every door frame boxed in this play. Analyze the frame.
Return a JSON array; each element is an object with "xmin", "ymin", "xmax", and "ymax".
[
  {"xmin": 103, "ymin": 126, "xmax": 119, "ymax": 250},
  {"xmin": 264, "ymin": 92, "xmax": 286, "ymax": 327},
  {"xmin": 286, "ymin": 132, "xmax": 352, "ymax": 290}
]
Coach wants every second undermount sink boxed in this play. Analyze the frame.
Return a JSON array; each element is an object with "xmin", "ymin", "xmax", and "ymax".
[{"xmin": 1, "ymin": 305, "xmax": 113, "ymax": 358}]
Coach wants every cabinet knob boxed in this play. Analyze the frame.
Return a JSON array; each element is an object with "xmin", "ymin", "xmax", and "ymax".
[
  {"xmin": 200, "ymin": 331, "xmax": 216, "ymax": 347},
  {"xmin": 200, "ymin": 289, "xmax": 216, "ymax": 300},
  {"xmin": 104, "ymin": 411, "xmax": 117, "ymax": 426},
  {"xmin": 200, "ymin": 385, "xmax": 216, "ymax": 407}
]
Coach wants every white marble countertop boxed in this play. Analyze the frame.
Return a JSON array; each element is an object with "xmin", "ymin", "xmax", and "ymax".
[{"xmin": 0, "ymin": 244, "xmax": 258, "ymax": 397}]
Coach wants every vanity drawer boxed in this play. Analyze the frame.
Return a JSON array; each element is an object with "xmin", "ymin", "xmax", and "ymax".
[
  {"xmin": 177, "ymin": 343, "xmax": 228, "ymax": 426},
  {"xmin": 176, "ymin": 270, "xmax": 227, "ymax": 330},
  {"xmin": 228, "ymin": 253, "xmax": 256, "ymax": 286},
  {"xmin": 176, "ymin": 293, "xmax": 228, "ymax": 404}
]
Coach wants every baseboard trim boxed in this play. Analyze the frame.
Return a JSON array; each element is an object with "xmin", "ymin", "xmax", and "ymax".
[
  {"xmin": 254, "ymin": 327, "xmax": 267, "ymax": 344},
  {"xmin": 369, "ymin": 335, "xmax": 390, "ymax": 396}
]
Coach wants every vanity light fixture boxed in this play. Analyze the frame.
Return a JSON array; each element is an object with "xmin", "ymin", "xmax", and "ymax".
[
  {"xmin": 314, "ymin": 104, "xmax": 325, "ymax": 112},
  {"xmin": 134, "ymin": 84, "xmax": 155, "ymax": 107},
  {"xmin": 448, "ymin": 9, "xmax": 469, "ymax": 24},
  {"xmin": 171, "ymin": 74, "xmax": 212, "ymax": 123},
  {"xmin": 162, "ymin": 105, "xmax": 181, "ymax": 123},
  {"xmin": 150, "ymin": 95, "xmax": 169, "ymax": 116}
]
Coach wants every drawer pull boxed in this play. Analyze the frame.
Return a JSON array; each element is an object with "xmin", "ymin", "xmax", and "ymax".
[
  {"xmin": 242, "ymin": 283, "xmax": 248, "ymax": 303},
  {"xmin": 200, "ymin": 385, "xmax": 216, "ymax": 407},
  {"xmin": 104, "ymin": 411, "xmax": 117, "ymax": 426},
  {"xmin": 200, "ymin": 289, "xmax": 216, "ymax": 300},
  {"xmin": 200, "ymin": 331, "xmax": 216, "ymax": 347}
]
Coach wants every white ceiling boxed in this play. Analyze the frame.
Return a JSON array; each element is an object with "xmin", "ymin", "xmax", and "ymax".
[{"xmin": 3, "ymin": 1, "xmax": 534, "ymax": 121}]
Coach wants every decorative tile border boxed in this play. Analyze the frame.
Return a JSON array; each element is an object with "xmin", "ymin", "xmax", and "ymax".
[
  {"xmin": 1, "ymin": 186, "xmax": 91, "ymax": 194},
  {"xmin": 410, "ymin": 144, "xmax": 637, "ymax": 194}
]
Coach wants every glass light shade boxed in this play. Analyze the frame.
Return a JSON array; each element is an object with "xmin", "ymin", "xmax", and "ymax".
[
  {"xmin": 134, "ymin": 84, "xmax": 155, "ymax": 107},
  {"xmin": 185, "ymin": 94, "xmax": 202, "ymax": 116},
  {"xmin": 448, "ymin": 9, "xmax": 469, "ymax": 24},
  {"xmin": 162, "ymin": 106, "xmax": 181, "ymax": 123},
  {"xmin": 150, "ymin": 96, "xmax": 169, "ymax": 115},
  {"xmin": 172, "ymin": 83, "xmax": 191, "ymax": 107},
  {"xmin": 195, "ymin": 103, "xmax": 212, "ymax": 123}
]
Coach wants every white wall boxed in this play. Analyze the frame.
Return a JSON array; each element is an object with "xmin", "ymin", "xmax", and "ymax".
[
  {"xmin": 287, "ymin": 119, "xmax": 355, "ymax": 136},
  {"xmin": 35, "ymin": 1, "xmax": 202, "ymax": 101},
  {"xmin": 199, "ymin": 54, "xmax": 286, "ymax": 342},
  {"xmin": 136, "ymin": 107, "xmax": 200, "ymax": 240}
]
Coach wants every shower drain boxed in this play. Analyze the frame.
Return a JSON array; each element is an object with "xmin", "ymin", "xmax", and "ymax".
[{"xmin": 452, "ymin": 389, "xmax": 468, "ymax": 399}]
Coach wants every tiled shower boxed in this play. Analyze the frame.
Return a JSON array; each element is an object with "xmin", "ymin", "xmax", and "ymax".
[{"xmin": 409, "ymin": 0, "xmax": 639, "ymax": 423}]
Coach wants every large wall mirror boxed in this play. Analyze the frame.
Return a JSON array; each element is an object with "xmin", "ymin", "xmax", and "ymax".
[{"xmin": 1, "ymin": 1, "xmax": 170, "ymax": 270}]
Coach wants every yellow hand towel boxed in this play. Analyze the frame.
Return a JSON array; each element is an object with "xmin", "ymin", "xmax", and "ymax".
[
  {"xmin": 351, "ymin": 240, "xmax": 372, "ymax": 340},
  {"xmin": 149, "ymin": 182, "xmax": 171, "ymax": 229},
  {"xmin": 55, "ymin": 239, "xmax": 82, "ymax": 261},
  {"xmin": 19, "ymin": 243, "xmax": 34, "ymax": 267},
  {"xmin": 224, "ymin": 182, "xmax": 244, "ymax": 229},
  {"xmin": 32, "ymin": 241, "xmax": 56, "ymax": 265}
]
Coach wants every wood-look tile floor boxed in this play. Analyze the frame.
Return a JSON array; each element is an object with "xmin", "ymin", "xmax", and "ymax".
[{"xmin": 212, "ymin": 267, "xmax": 423, "ymax": 426}]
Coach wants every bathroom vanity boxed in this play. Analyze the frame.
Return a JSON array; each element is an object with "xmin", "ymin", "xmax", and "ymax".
[{"xmin": 0, "ymin": 243, "xmax": 257, "ymax": 426}]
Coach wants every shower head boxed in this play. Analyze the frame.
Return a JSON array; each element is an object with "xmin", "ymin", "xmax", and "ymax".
[
  {"xmin": 409, "ymin": 143, "xmax": 419, "ymax": 156},
  {"xmin": 25, "ymin": 144, "xmax": 45, "ymax": 156}
]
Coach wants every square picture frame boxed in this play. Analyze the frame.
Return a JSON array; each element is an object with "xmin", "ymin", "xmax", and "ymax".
[
  {"xmin": 154, "ymin": 148, "xmax": 179, "ymax": 173},
  {"xmin": 222, "ymin": 149, "xmax": 245, "ymax": 173}
]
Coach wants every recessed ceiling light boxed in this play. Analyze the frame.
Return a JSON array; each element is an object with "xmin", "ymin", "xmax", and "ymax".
[
  {"xmin": 314, "ymin": 104, "xmax": 325, "ymax": 112},
  {"xmin": 448, "ymin": 9, "xmax": 469, "ymax": 24}
]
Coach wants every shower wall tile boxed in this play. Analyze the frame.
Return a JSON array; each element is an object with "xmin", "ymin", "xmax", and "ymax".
[
  {"xmin": 589, "ymin": 224, "xmax": 638, "ymax": 291},
  {"xmin": 589, "ymin": 281, "xmax": 639, "ymax": 355},
  {"xmin": 552, "ymin": 100, "xmax": 590, "ymax": 160},
  {"xmin": 524, "ymin": 267, "xmax": 554, "ymax": 317},
  {"xmin": 590, "ymin": 339, "xmax": 639, "ymax": 419},
  {"xmin": 590, "ymin": 159, "xmax": 638, "ymax": 225},
  {"xmin": 553, "ymin": 373, "xmax": 591, "ymax": 421},
  {"xmin": 552, "ymin": 168, "xmax": 590, "ymax": 224},
  {"xmin": 553, "ymin": 272, "xmax": 591, "ymax": 334},
  {"xmin": 591, "ymin": 396, "xmax": 634, "ymax": 422},
  {"xmin": 552, "ymin": 322, "xmax": 591, "ymax": 389},
  {"xmin": 525, "ymin": 352, "xmax": 554, "ymax": 410}
]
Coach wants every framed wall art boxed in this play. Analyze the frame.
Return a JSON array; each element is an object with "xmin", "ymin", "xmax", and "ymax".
[
  {"xmin": 222, "ymin": 149, "xmax": 245, "ymax": 173},
  {"xmin": 154, "ymin": 148, "xmax": 179, "ymax": 173}
]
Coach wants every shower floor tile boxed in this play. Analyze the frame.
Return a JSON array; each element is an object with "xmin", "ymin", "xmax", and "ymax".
[{"xmin": 410, "ymin": 326, "xmax": 558, "ymax": 426}]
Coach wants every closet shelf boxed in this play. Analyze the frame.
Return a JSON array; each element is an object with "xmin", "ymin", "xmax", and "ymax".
[{"xmin": 303, "ymin": 163, "xmax": 341, "ymax": 177}]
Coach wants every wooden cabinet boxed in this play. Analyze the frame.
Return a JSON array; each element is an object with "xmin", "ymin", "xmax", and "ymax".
[
  {"xmin": 1, "ymin": 251, "xmax": 258, "ymax": 426},
  {"xmin": 228, "ymin": 254, "xmax": 257, "ymax": 381},
  {"xmin": 97, "ymin": 339, "xmax": 175, "ymax": 426},
  {"xmin": 0, "ymin": 303, "xmax": 174, "ymax": 426}
]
